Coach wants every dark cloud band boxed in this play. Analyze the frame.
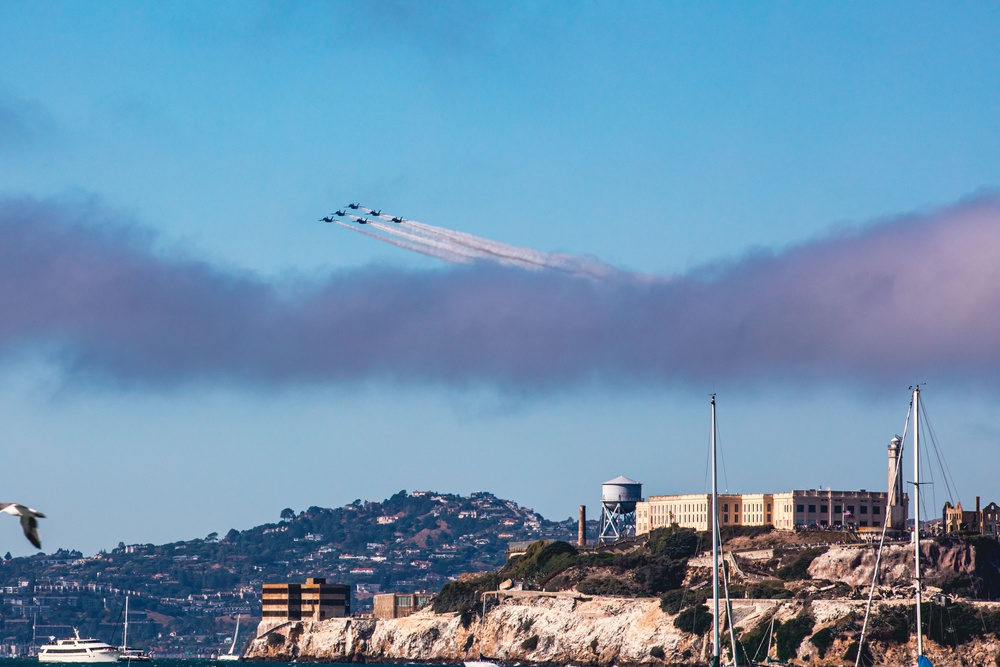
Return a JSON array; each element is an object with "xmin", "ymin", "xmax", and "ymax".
[{"xmin": 1, "ymin": 195, "xmax": 997, "ymax": 391}]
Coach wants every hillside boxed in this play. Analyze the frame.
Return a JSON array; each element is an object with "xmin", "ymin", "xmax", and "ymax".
[{"xmin": 0, "ymin": 490, "xmax": 586, "ymax": 657}]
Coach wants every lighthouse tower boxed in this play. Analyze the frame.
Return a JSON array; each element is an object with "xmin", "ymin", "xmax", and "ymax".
[{"xmin": 888, "ymin": 435, "xmax": 906, "ymax": 530}]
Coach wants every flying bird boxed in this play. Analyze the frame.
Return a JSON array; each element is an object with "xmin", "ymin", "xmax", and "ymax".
[{"xmin": 0, "ymin": 503, "xmax": 45, "ymax": 549}]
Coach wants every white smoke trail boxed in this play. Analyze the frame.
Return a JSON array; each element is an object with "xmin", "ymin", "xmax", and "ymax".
[
  {"xmin": 360, "ymin": 206, "xmax": 565, "ymax": 267},
  {"xmin": 350, "ymin": 210, "xmax": 551, "ymax": 270},
  {"xmin": 333, "ymin": 221, "xmax": 473, "ymax": 264},
  {"xmin": 366, "ymin": 220, "xmax": 486, "ymax": 263},
  {"xmin": 365, "ymin": 220, "xmax": 550, "ymax": 271},
  {"xmin": 351, "ymin": 207, "xmax": 620, "ymax": 278},
  {"xmin": 402, "ymin": 218, "xmax": 618, "ymax": 278}
]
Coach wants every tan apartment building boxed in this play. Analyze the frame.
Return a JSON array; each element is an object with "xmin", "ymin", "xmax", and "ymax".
[
  {"xmin": 372, "ymin": 591, "xmax": 433, "ymax": 619},
  {"xmin": 637, "ymin": 488, "xmax": 901, "ymax": 534},
  {"xmin": 771, "ymin": 489, "xmax": 899, "ymax": 530},
  {"xmin": 636, "ymin": 437, "xmax": 907, "ymax": 535},
  {"xmin": 636, "ymin": 493, "xmax": 748, "ymax": 534},
  {"xmin": 261, "ymin": 577, "xmax": 350, "ymax": 623}
]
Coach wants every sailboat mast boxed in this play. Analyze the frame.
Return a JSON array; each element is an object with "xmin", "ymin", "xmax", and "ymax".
[
  {"xmin": 913, "ymin": 386, "xmax": 923, "ymax": 660},
  {"xmin": 123, "ymin": 595, "xmax": 129, "ymax": 651},
  {"xmin": 230, "ymin": 614, "xmax": 240, "ymax": 655},
  {"xmin": 711, "ymin": 394, "xmax": 721, "ymax": 665}
]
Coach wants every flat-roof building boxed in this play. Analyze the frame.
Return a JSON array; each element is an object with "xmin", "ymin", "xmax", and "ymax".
[
  {"xmin": 261, "ymin": 577, "xmax": 350, "ymax": 623},
  {"xmin": 372, "ymin": 591, "xmax": 433, "ymax": 619},
  {"xmin": 636, "ymin": 437, "xmax": 908, "ymax": 535}
]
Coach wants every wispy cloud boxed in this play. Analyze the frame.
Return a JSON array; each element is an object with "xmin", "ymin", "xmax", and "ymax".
[
  {"xmin": 1, "ymin": 195, "xmax": 998, "ymax": 391},
  {"xmin": 0, "ymin": 86, "xmax": 57, "ymax": 154}
]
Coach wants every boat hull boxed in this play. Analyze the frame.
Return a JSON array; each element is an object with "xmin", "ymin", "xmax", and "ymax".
[
  {"xmin": 39, "ymin": 650, "xmax": 122, "ymax": 663},
  {"xmin": 39, "ymin": 637, "xmax": 122, "ymax": 663}
]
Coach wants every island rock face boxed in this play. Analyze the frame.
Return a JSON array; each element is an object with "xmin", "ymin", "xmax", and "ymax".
[
  {"xmin": 245, "ymin": 541, "xmax": 1000, "ymax": 666},
  {"xmin": 246, "ymin": 593, "xmax": 707, "ymax": 665},
  {"xmin": 245, "ymin": 593, "xmax": 1000, "ymax": 666}
]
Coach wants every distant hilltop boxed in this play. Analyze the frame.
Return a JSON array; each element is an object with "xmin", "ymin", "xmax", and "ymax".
[{"xmin": 0, "ymin": 489, "xmax": 591, "ymax": 657}]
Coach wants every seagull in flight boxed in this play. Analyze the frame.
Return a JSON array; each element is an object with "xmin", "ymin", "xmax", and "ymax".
[{"xmin": 0, "ymin": 503, "xmax": 45, "ymax": 549}]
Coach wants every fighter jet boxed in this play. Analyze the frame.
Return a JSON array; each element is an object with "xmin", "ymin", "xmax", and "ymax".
[
  {"xmin": 391, "ymin": 216, "xmax": 404, "ymax": 223},
  {"xmin": 335, "ymin": 210, "xmax": 347, "ymax": 217},
  {"xmin": 357, "ymin": 217, "xmax": 370, "ymax": 224},
  {"xmin": 347, "ymin": 203, "xmax": 361, "ymax": 210},
  {"xmin": 320, "ymin": 216, "xmax": 336, "ymax": 223},
  {"xmin": 369, "ymin": 210, "xmax": 382, "ymax": 217}
]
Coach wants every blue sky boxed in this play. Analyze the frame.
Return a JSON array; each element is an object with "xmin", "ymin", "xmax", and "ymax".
[{"xmin": 1, "ymin": 2, "xmax": 999, "ymax": 556}]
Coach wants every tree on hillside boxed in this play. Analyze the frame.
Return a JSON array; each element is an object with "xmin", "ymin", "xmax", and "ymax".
[{"xmin": 280, "ymin": 508, "xmax": 295, "ymax": 521}]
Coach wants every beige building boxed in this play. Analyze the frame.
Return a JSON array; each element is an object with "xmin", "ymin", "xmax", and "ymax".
[
  {"xmin": 372, "ymin": 591, "xmax": 433, "ymax": 619},
  {"xmin": 636, "ymin": 493, "xmax": 749, "ymax": 534},
  {"xmin": 636, "ymin": 437, "xmax": 908, "ymax": 535},
  {"xmin": 943, "ymin": 497, "xmax": 1000, "ymax": 535}
]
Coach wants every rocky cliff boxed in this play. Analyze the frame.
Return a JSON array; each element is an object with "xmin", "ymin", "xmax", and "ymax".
[
  {"xmin": 245, "ymin": 592, "xmax": 1000, "ymax": 666},
  {"xmin": 245, "ymin": 542, "xmax": 1000, "ymax": 666}
]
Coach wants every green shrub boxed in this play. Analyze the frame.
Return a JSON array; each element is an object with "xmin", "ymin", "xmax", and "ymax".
[
  {"xmin": 647, "ymin": 526, "xmax": 701, "ymax": 560},
  {"xmin": 775, "ymin": 614, "xmax": 814, "ymax": 661},
  {"xmin": 923, "ymin": 601, "xmax": 985, "ymax": 647},
  {"xmin": 577, "ymin": 576, "xmax": 632, "ymax": 596},
  {"xmin": 503, "ymin": 541, "xmax": 578, "ymax": 583},
  {"xmin": 776, "ymin": 547, "xmax": 828, "ymax": 581},
  {"xmin": 870, "ymin": 606, "xmax": 910, "ymax": 644},
  {"xmin": 649, "ymin": 645, "xmax": 665, "ymax": 659},
  {"xmin": 735, "ymin": 617, "xmax": 772, "ymax": 665},
  {"xmin": 432, "ymin": 573, "xmax": 500, "ymax": 614},
  {"xmin": 660, "ymin": 588, "xmax": 709, "ymax": 614},
  {"xmin": 266, "ymin": 632, "xmax": 284, "ymax": 648},
  {"xmin": 632, "ymin": 557, "xmax": 688, "ymax": 594},
  {"xmin": 674, "ymin": 605, "xmax": 713, "ymax": 635},
  {"xmin": 745, "ymin": 579, "xmax": 793, "ymax": 599},
  {"xmin": 521, "ymin": 635, "xmax": 539, "ymax": 651},
  {"xmin": 810, "ymin": 627, "xmax": 834, "ymax": 658},
  {"xmin": 843, "ymin": 640, "xmax": 872, "ymax": 665},
  {"xmin": 660, "ymin": 589, "xmax": 686, "ymax": 614}
]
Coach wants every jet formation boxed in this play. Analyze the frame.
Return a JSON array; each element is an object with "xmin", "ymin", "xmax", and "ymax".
[
  {"xmin": 319, "ymin": 204, "xmax": 405, "ymax": 226},
  {"xmin": 317, "ymin": 200, "xmax": 618, "ymax": 279}
]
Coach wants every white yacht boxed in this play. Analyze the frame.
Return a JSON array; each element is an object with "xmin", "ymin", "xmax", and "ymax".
[{"xmin": 38, "ymin": 629, "xmax": 122, "ymax": 663}]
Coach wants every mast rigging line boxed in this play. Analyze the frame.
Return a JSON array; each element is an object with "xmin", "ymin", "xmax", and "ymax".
[{"xmin": 854, "ymin": 400, "xmax": 912, "ymax": 667}]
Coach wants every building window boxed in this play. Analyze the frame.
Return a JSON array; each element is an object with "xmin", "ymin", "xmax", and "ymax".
[
  {"xmin": 834, "ymin": 505, "xmax": 842, "ymax": 514},
  {"xmin": 723, "ymin": 504, "xmax": 729, "ymax": 512},
  {"xmin": 735, "ymin": 504, "xmax": 740, "ymax": 512},
  {"xmin": 723, "ymin": 514, "xmax": 729, "ymax": 523},
  {"xmin": 872, "ymin": 506, "xmax": 880, "ymax": 515},
  {"xmin": 820, "ymin": 520, "xmax": 828, "ymax": 526},
  {"xmin": 820, "ymin": 505, "xmax": 828, "ymax": 513},
  {"xmin": 860, "ymin": 521, "xmax": 868, "ymax": 527},
  {"xmin": 767, "ymin": 503, "xmax": 771, "ymax": 512},
  {"xmin": 860, "ymin": 506, "xmax": 868, "ymax": 515},
  {"xmin": 796, "ymin": 505, "xmax": 805, "ymax": 513},
  {"xmin": 808, "ymin": 505, "xmax": 816, "ymax": 513}
]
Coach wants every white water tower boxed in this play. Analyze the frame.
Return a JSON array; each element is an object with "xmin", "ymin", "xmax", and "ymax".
[{"xmin": 599, "ymin": 475, "xmax": 642, "ymax": 543}]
